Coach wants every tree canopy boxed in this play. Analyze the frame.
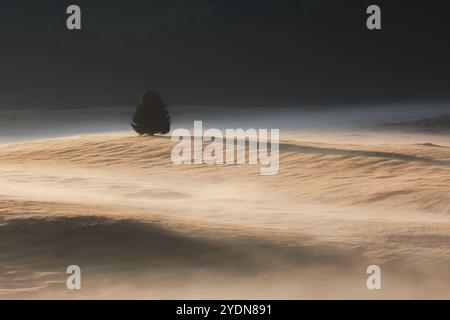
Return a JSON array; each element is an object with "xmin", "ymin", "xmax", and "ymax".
[{"xmin": 131, "ymin": 89, "xmax": 170, "ymax": 135}]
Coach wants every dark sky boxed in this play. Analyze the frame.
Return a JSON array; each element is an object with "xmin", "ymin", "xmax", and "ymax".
[{"xmin": 0, "ymin": 0, "xmax": 449, "ymax": 109}]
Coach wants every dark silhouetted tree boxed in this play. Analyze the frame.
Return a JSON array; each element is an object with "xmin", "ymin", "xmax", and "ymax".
[{"xmin": 131, "ymin": 89, "xmax": 171, "ymax": 135}]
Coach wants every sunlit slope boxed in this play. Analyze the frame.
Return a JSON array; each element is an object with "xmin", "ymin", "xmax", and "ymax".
[
  {"xmin": 1, "ymin": 134, "xmax": 450, "ymax": 216},
  {"xmin": 1, "ymin": 134, "xmax": 450, "ymax": 299}
]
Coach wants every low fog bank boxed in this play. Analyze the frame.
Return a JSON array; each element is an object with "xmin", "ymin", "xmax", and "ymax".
[
  {"xmin": 2, "ymin": 212, "xmax": 449, "ymax": 299},
  {"xmin": 1, "ymin": 103, "xmax": 449, "ymax": 144},
  {"xmin": 172, "ymin": 103, "xmax": 450, "ymax": 131},
  {"xmin": 0, "ymin": 107, "xmax": 132, "ymax": 144}
]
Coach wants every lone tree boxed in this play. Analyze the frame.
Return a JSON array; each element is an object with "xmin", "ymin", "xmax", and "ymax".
[{"xmin": 131, "ymin": 89, "xmax": 171, "ymax": 135}]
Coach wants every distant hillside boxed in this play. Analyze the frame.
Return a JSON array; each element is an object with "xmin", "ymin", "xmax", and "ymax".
[{"xmin": 383, "ymin": 115, "xmax": 450, "ymax": 133}]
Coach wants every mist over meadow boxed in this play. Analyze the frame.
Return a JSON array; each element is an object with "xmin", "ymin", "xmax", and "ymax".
[
  {"xmin": 1, "ymin": 0, "xmax": 450, "ymax": 300},
  {"xmin": 1, "ymin": 103, "xmax": 449, "ymax": 144}
]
